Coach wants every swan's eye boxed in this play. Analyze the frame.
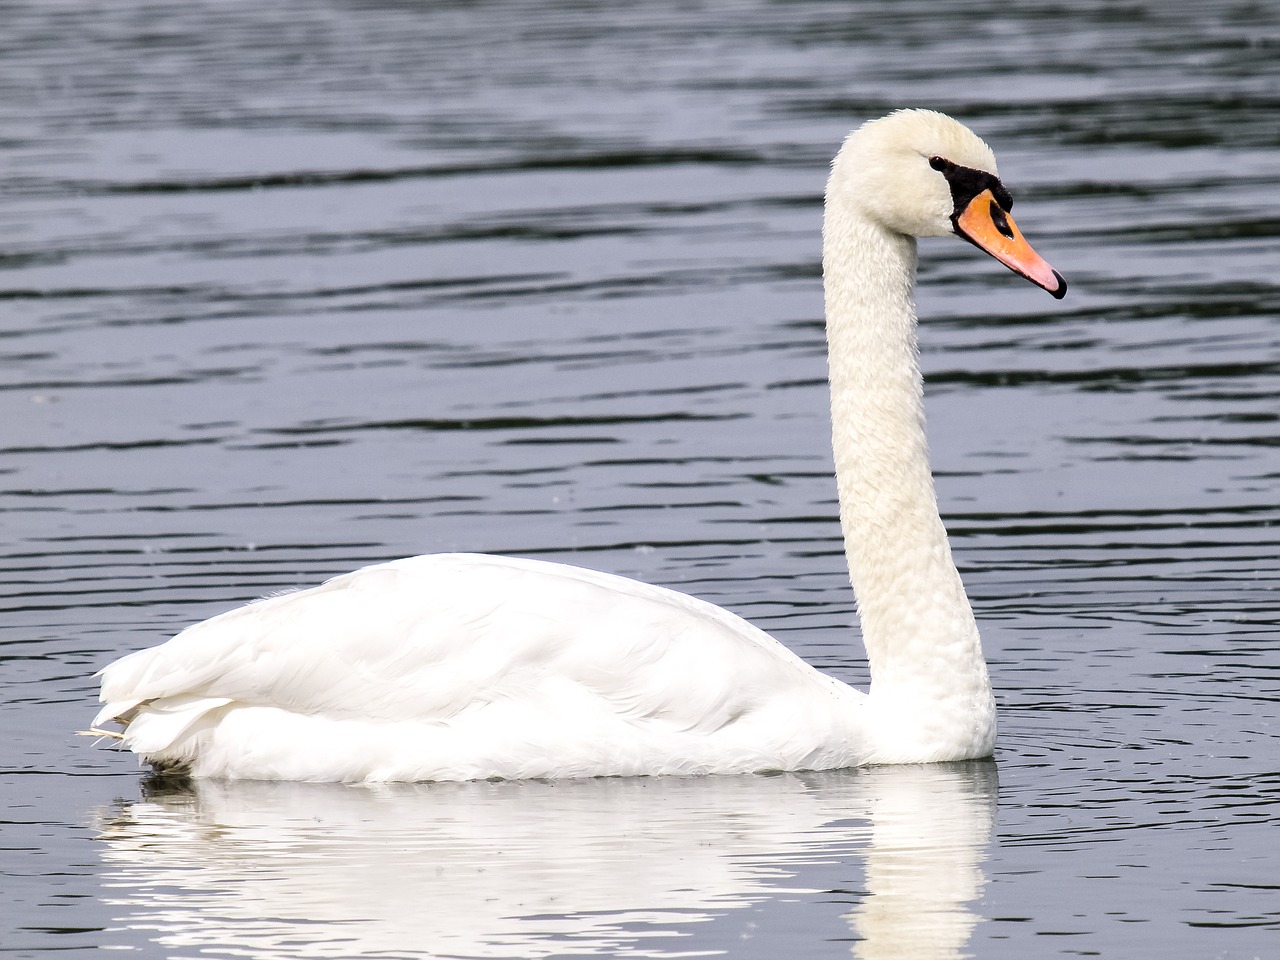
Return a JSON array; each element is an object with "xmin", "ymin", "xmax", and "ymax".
[{"xmin": 928, "ymin": 156, "xmax": 949, "ymax": 172}]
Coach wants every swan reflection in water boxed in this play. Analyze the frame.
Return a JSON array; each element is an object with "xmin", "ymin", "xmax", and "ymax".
[{"xmin": 94, "ymin": 763, "xmax": 996, "ymax": 959}]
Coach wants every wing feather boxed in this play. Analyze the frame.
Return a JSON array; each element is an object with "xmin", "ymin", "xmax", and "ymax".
[{"xmin": 95, "ymin": 554, "xmax": 864, "ymax": 780}]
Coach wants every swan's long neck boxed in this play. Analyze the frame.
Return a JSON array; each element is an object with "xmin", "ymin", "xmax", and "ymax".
[{"xmin": 822, "ymin": 190, "xmax": 994, "ymax": 760}]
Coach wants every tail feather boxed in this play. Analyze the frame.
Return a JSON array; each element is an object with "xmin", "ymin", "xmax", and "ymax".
[
  {"xmin": 77, "ymin": 727, "xmax": 124, "ymax": 741},
  {"xmin": 97, "ymin": 694, "xmax": 233, "ymax": 759},
  {"xmin": 91, "ymin": 698, "xmax": 142, "ymax": 732}
]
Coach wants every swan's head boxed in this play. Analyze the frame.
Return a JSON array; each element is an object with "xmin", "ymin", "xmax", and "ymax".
[{"xmin": 829, "ymin": 109, "xmax": 1066, "ymax": 298}]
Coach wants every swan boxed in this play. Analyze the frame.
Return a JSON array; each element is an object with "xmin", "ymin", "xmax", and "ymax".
[{"xmin": 88, "ymin": 109, "xmax": 1066, "ymax": 783}]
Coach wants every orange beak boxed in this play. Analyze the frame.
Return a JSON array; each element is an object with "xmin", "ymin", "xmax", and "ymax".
[{"xmin": 955, "ymin": 189, "xmax": 1066, "ymax": 299}]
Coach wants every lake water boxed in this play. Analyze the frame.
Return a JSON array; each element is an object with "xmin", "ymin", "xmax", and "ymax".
[{"xmin": 3, "ymin": 0, "xmax": 1278, "ymax": 957}]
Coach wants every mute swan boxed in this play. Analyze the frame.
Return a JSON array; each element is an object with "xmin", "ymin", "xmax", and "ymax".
[{"xmin": 89, "ymin": 110, "xmax": 1065, "ymax": 782}]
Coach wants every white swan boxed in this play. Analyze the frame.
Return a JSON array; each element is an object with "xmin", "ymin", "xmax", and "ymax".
[{"xmin": 89, "ymin": 110, "xmax": 1065, "ymax": 782}]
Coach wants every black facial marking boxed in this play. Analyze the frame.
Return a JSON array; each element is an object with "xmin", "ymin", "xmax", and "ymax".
[
  {"xmin": 929, "ymin": 156, "xmax": 1015, "ymax": 228},
  {"xmin": 988, "ymin": 200, "xmax": 1015, "ymax": 239}
]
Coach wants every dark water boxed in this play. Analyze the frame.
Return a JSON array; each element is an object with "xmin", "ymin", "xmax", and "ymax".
[{"xmin": 3, "ymin": 0, "xmax": 1279, "ymax": 957}]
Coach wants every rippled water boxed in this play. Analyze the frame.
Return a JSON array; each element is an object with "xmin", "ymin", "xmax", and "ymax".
[{"xmin": 3, "ymin": 1, "xmax": 1278, "ymax": 957}]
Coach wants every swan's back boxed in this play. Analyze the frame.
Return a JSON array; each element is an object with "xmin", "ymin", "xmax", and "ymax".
[{"xmin": 95, "ymin": 554, "xmax": 866, "ymax": 781}]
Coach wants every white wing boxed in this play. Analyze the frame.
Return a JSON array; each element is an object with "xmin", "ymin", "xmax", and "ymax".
[{"xmin": 95, "ymin": 554, "xmax": 867, "ymax": 781}]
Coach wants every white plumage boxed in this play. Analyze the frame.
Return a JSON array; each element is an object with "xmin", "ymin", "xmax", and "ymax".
[{"xmin": 91, "ymin": 110, "xmax": 1065, "ymax": 782}]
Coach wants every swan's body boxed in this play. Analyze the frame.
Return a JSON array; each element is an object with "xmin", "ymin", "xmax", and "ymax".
[{"xmin": 91, "ymin": 110, "xmax": 1065, "ymax": 782}]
